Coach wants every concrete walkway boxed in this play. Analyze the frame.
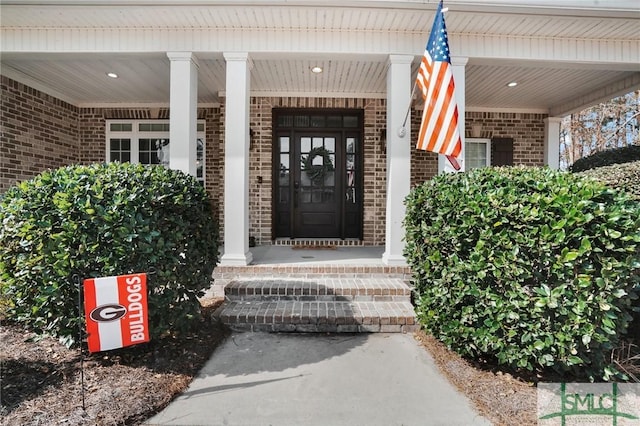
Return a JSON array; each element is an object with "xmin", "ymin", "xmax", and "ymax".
[{"xmin": 146, "ymin": 333, "xmax": 490, "ymax": 426}]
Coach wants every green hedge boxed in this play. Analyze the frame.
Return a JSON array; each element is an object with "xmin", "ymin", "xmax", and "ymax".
[
  {"xmin": 404, "ymin": 166, "xmax": 640, "ymax": 380},
  {"xmin": 0, "ymin": 162, "xmax": 219, "ymax": 347},
  {"xmin": 576, "ymin": 160, "xmax": 640, "ymax": 201},
  {"xmin": 570, "ymin": 144, "xmax": 640, "ymax": 172}
]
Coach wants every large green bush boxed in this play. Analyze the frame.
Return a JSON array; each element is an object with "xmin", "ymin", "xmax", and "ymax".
[
  {"xmin": 404, "ymin": 166, "xmax": 640, "ymax": 380},
  {"xmin": 570, "ymin": 144, "xmax": 640, "ymax": 172},
  {"xmin": 0, "ymin": 162, "xmax": 218, "ymax": 347},
  {"xmin": 576, "ymin": 160, "xmax": 640, "ymax": 201}
]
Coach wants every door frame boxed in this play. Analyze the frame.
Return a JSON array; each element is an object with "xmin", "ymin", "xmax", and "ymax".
[{"xmin": 271, "ymin": 108, "xmax": 364, "ymax": 240}]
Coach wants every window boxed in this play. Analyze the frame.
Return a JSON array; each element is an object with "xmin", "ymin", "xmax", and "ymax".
[
  {"xmin": 106, "ymin": 120, "xmax": 205, "ymax": 183},
  {"xmin": 465, "ymin": 138, "xmax": 491, "ymax": 170}
]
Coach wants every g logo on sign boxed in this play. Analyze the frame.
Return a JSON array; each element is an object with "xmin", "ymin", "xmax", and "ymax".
[{"xmin": 90, "ymin": 304, "xmax": 127, "ymax": 322}]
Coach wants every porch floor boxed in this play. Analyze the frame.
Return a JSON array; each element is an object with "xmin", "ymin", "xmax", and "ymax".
[{"xmin": 242, "ymin": 244, "xmax": 387, "ymax": 266}]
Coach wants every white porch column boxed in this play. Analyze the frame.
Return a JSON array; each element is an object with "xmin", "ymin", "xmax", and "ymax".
[
  {"xmin": 438, "ymin": 56, "xmax": 468, "ymax": 174},
  {"xmin": 544, "ymin": 117, "xmax": 562, "ymax": 170},
  {"xmin": 167, "ymin": 52, "xmax": 198, "ymax": 176},
  {"xmin": 382, "ymin": 54, "xmax": 413, "ymax": 266},
  {"xmin": 221, "ymin": 52, "xmax": 253, "ymax": 266}
]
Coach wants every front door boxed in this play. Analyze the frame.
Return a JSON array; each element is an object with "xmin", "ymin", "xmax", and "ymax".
[
  {"xmin": 294, "ymin": 133, "xmax": 340, "ymax": 237},
  {"xmin": 273, "ymin": 110, "xmax": 363, "ymax": 239}
]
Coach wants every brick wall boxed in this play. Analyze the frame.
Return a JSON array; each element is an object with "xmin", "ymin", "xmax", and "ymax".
[
  {"xmin": 466, "ymin": 111, "xmax": 547, "ymax": 166},
  {"xmin": 1, "ymin": 76, "xmax": 80, "ymax": 192}
]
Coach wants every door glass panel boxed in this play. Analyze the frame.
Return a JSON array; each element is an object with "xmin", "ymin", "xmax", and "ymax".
[
  {"xmin": 346, "ymin": 137, "xmax": 356, "ymax": 153},
  {"xmin": 278, "ymin": 115, "xmax": 293, "ymax": 127},
  {"xmin": 312, "ymin": 137, "xmax": 323, "ymax": 149},
  {"xmin": 310, "ymin": 116, "xmax": 325, "ymax": 127},
  {"xmin": 344, "ymin": 116, "xmax": 359, "ymax": 127},
  {"xmin": 280, "ymin": 137, "xmax": 290, "ymax": 152},
  {"xmin": 279, "ymin": 170, "xmax": 290, "ymax": 186},
  {"xmin": 301, "ymin": 137, "xmax": 311, "ymax": 153},
  {"xmin": 325, "ymin": 138, "xmax": 335, "ymax": 152},
  {"xmin": 295, "ymin": 115, "xmax": 310, "ymax": 127},
  {"xmin": 280, "ymin": 154, "xmax": 290, "ymax": 169},
  {"xmin": 327, "ymin": 116, "xmax": 341, "ymax": 127}
]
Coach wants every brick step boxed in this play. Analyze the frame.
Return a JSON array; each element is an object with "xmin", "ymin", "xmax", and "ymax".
[
  {"xmin": 215, "ymin": 300, "xmax": 419, "ymax": 333},
  {"xmin": 212, "ymin": 264, "xmax": 412, "ymax": 281},
  {"xmin": 224, "ymin": 278, "xmax": 411, "ymax": 302}
]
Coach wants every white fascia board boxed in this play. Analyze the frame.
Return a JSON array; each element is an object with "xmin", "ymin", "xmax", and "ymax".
[
  {"xmin": 2, "ymin": 28, "xmax": 639, "ymax": 67},
  {"xmin": 465, "ymin": 106, "xmax": 550, "ymax": 114},
  {"xmin": 2, "ymin": 0, "xmax": 638, "ymax": 15}
]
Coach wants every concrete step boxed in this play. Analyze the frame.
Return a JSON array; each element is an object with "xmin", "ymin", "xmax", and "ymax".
[
  {"xmin": 224, "ymin": 278, "xmax": 411, "ymax": 302},
  {"xmin": 215, "ymin": 300, "xmax": 419, "ymax": 333}
]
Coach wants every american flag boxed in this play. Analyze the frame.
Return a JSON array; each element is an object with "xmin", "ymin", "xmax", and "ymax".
[{"xmin": 416, "ymin": 1, "xmax": 462, "ymax": 170}]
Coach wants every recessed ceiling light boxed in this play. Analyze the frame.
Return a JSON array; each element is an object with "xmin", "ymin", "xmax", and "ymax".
[
  {"xmin": 311, "ymin": 66, "xmax": 323, "ymax": 74},
  {"xmin": 507, "ymin": 81, "xmax": 518, "ymax": 87},
  {"xmin": 107, "ymin": 72, "xmax": 119, "ymax": 79}
]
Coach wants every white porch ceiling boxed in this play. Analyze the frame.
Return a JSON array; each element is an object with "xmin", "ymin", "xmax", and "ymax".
[{"xmin": 1, "ymin": 1, "xmax": 639, "ymax": 115}]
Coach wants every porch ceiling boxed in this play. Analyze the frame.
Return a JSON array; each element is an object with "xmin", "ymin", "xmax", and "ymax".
[{"xmin": 1, "ymin": 1, "xmax": 639, "ymax": 115}]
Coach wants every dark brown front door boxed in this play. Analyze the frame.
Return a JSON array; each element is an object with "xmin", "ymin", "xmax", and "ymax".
[
  {"xmin": 293, "ymin": 133, "xmax": 340, "ymax": 237},
  {"xmin": 273, "ymin": 110, "xmax": 363, "ymax": 239}
]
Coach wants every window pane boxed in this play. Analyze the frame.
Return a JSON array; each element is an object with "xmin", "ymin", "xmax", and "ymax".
[
  {"xmin": 301, "ymin": 137, "xmax": 311, "ymax": 153},
  {"xmin": 346, "ymin": 137, "xmax": 356, "ymax": 153},
  {"xmin": 295, "ymin": 115, "xmax": 310, "ymax": 127},
  {"xmin": 110, "ymin": 139, "xmax": 121, "ymax": 150},
  {"xmin": 110, "ymin": 152, "xmax": 121, "ymax": 162},
  {"xmin": 279, "ymin": 169, "xmax": 290, "ymax": 186},
  {"xmin": 139, "ymin": 152, "xmax": 150, "ymax": 164},
  {"xmin": 343, "ymin": 116, "xmax": 358, "ymax": 127},
  {"xmin": 278, "ymin": 115, "xmax": 293, "ymax": 127},
  {"xmin": 121, "ymin": 152, "xmax": 131, "ymax": 162},
  {"xmin": 312, "ymin": 137, "xmax": 323, "ymax": 149},
  {"xmin": 327, "ymin": 116, "xmax": 341, "ymax": 127},
  {"xmin": 140, "ymin": 139, "xmax": 150, "ymax": 150},
  {"xmin": 325, "ymin": 137, "xmax": 335, "ymax": 152},
  {"xmin": 280, "ymin": 137, "xmax": 290, "ymax": 153},
  {"xmin": 310, "ymin": 116, "xmax": 325, "ymax": 127},
  {"xmin": 110, "ymin": 123, "xmax": 132, "ymax": 132},
  {"xmin": 280, "ymin": 154, "xmax": 290, "ymax": 169},
  {"xmin": 121, "ymin": 139, "xmax": 131, "ymax": 150}
]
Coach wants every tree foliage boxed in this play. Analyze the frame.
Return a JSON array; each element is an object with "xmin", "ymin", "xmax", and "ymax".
[
  {"xmin": 560, "ymin": 91, "xmax": 640, "ymax": 169},
  {"xmin": 404, "ymin": 166, "xmax": 640, "ymax": 381},
  {"xmin": 0, "ymin": 163, "xmax": 219, "ymax": 347}
]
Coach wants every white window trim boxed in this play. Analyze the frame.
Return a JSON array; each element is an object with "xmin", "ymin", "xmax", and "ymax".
[
  {"xmin": 465, "ymin": 137, "xmax": 491, "ymax": 170},
  {"xmin": 105, "ymin": 119, "xmax": 206, "ymax": 183}
]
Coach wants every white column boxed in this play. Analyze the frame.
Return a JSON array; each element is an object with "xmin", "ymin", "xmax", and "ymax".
[
  {"xmin": 167, "ymin": 52, "xmax": 198, "ymax": 176},
  {"xmin": 382, "ymin": 55, "xmax": 413, "ymax": 266},
  {"xmin": 221, "ymin": 52, "xmax": 253, "ymax": 266},
  {"xmin": 544, "ymin": 117, "xmax": 562, "ymax": 170},
  {"xmin": 438, "ymin": 56, "xmax": 468, "ymax": 174}
]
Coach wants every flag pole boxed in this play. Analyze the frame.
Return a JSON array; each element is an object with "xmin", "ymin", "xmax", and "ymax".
[
  {"xmin": 399, "ymin": 80, "xmax": 418, "ymax": 138},
  {"xmin": 75, "ymin": 274, "xmax": 86, "ymax": 412}
]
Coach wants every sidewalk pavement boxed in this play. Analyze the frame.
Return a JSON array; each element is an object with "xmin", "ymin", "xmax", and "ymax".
[{"xmin": 145, "ymin": 332, "xmax": 491, "ymax": 426}]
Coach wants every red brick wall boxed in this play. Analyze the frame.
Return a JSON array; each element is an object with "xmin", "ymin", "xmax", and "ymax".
[
  {"xmin": 1, "ymin": 76, "xmax": 79, "ymax": 192},
  {"xmin": 466, "ymin": 111, "xmax": 547, "ymax": 166}
]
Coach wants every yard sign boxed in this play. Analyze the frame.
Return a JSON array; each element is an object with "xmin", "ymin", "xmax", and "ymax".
[{"xmin": 83, "ymin": 273, "xmax": 150, "ymax": 353}]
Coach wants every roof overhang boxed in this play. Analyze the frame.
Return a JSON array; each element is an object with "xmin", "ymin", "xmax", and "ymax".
[{"xmin": 1, "ymin": 1, "xmax": 639, "ymax": 115}]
